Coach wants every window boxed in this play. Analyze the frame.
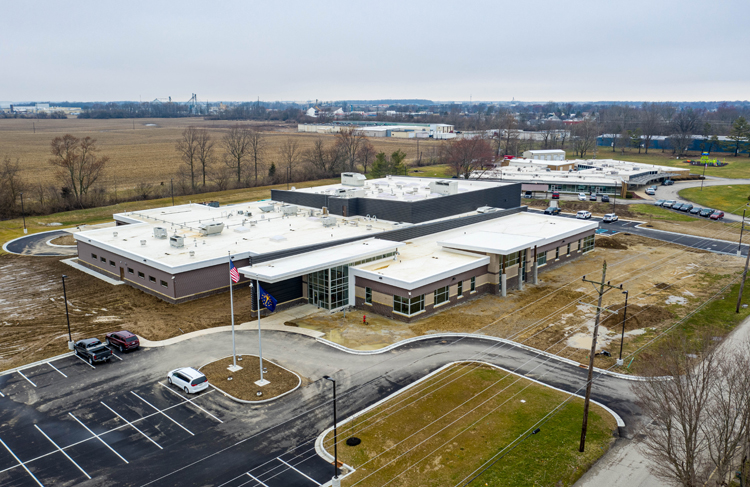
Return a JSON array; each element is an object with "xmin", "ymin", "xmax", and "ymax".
[
  {"xmin": 567, "ymin": 243, "xmax": 571, "ymax": 256},
  {"xmin": 393, "ymin": 294, "xmax": 424, "ymax": 316},
  {"xmin": 160, "ymin": 280, "xmax": 168, "ymax": 288},
  {"xmin": 91, "ymin": 253, "xmax": 97, "ymax": 260},
  {"xmin": 457, "ymin": 281, "xmax": 463, "ymax": 296},
  {"xmin": 578, "ymin": 239, "xmax": 582, "ymax": 250},
  {"xmin": 138, "ymin": 271, "xmax": 145, "ymax": 279},
  {"xmin": 470, "ymin": 277, "xmax": 476, "ymax": 292},
  {"xmin": 506, "ymin": 252, "xmax": 519, "ymax": 267},
  {"xmin": 434, "ymin": 286, "xmax": 449, "ymax": 305},
  {"xmin": 127, "ymin": 268, "xmax": 134, "ymax": 275},
  {"xmin": 537, "ymin": 252, "xmax": 547, "ymax": 267},
  {"xmin": 100, "ymin": 256, "xmax": 106, "ymax": 263},
  {"xmin": 365, "ymin": 287, "xmax": 372, "ymax": 304},
  {"xmin": 582, "ymin": 235, "xmax": 595, "ymax": 253},
  {"xmin": 109, "ymin": 260, "xmax": 116, "ymax": 267},
  {"xmin": 149, "ymin": 276, "xmax": 156, "ymax": 283},
  {"xmin": 555, "ymin": 247, "xmax": 560, "ymax": 260}
]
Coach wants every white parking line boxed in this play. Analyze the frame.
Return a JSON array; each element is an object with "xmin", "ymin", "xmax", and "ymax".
[
  {"xmin": 0, "ymin": 391, "xmax": 4, "ymax": 397},
  {"xmin": 17, "ymin": 370, "xmax": 37, "ymax": 387},
  {"xmin": 100, "ymin": 401, "xmax": 163, "ymax": 450},
  {"xmin": 0, "ymin": 436, "xmax": 44, "ymax": 487},
  {"xmin": 246, "ymin": 472, "xmax": 270, "ymax": 487},
  {"xmin": 47, "ymin": 362, "xmax": 67, "ymax": 378},
  {"xmin": 74, "ymin": 354, "xmax": 96, "ymax": 369},
  {"xmin": 34, "ymin": 424, "xmax": 91, "ymax": 480},
  {"xmin": 158, "ymin": 382, "xmax": 224, "ymax": 423},
  {"xmin": 111, "ymin": 353, "xmax": 123, "ymax": 361},
  {"xmin": 277, "ymin": 457, "xmax": 321, "ymax": 485},
  {"xmin": 68, "ymin": 412, "xmax": 129, "ymax": 464},
  {"xmin": 131, "ymin": 391, "xmax": 194, "ymax": 436}
]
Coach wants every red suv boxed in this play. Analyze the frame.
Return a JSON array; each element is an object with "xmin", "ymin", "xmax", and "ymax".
[
  {"xmin": 551, "ymin": 191, "xmax": 560, "ymax": 199},
  {"xmin": 105, "ymin": 330, "xmax": 140, "ymax": 352},
  {"xmin": 709, "ymin": 211, "xmax": 725, "ymax": 220}
]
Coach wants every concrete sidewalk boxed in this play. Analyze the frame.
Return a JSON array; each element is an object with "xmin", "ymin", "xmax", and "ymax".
[{"xmin": 138, "ymin": 303, "xmax": 326, "ymax": 347}]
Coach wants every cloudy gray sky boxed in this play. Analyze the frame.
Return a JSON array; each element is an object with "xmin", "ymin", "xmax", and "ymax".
[{"xmin": 2, "ymin": 0, "xmax": 749, "ymax": 103}]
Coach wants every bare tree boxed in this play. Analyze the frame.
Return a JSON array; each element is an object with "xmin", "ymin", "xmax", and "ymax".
[
  {"xmin": 440, "ymin": 136, "xmax": 495, "ymax": 179},
  {"xmin": 572, "ymin": 119, "xmax": 599, "ymax": 158},
  {"xmin": 640, "ymin": 103, "xmax": 661, "ymax": 154},
  {"xmin": 49, "ymin": 134, "xmax": 108, "ymax": 208},
  {"xmin": 278, "ymin": 137, "xmax": 302, "ymax": 181},
  {"xmin": 494, "ymin": 111, "xmax": 521, "ymax": 156},
  {"xmin": 247, "ymin": 129, "xmax": 266, "ymax": 186},
  {"xmin": 304, "ymin": 138, "xmax": 343, "ymax": 178},
  {"xmin": 222, "ymin": 125, "xmax": 251, "ymax": 186},
  {"xmin": 357, "ymin": 140, "xmax": 376, "ymax": 175},
  {"xmin": 210, "ymin": 164, "xmax": 233, "ymax": 191},
  {"xmin": 0, "ymin": 155, "xmax": 27, "ymax": 217},
  {"xmin": 334, "ymin": 127, "xmax": 366, "ymax": 172},
  {"xmin": 176, "ymin": 127, "xmax": 199, "ymax": 190},
  {"xmin": 195, "ymin": 129, "xmax": 214, "ymax": 187},
  {"xmin": 670, "ymin": 108, "xmax": 702, "ymax": 156}
]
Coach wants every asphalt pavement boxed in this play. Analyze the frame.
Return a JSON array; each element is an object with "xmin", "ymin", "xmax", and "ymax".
[
  {"xmin": 0, "ymin": 331, "xmax": 640, "ymax": 487},
  {"xmin": 2, "ymin": 230, "xmax": 77, "ymax": 257},
  {"xmin": 652, "ymin": 178, "xmax": 750, "ymax": 222}
]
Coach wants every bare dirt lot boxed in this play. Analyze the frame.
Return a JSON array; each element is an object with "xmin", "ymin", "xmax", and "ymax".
[
  {"xmin": 201, "ymin": 354, "xmax": 301, "ymax": 402},
  {"xmin": 0, "ymin": 117, "xmax": 441, "ymax": 190}
]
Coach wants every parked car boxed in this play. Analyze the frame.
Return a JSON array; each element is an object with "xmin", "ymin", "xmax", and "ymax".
[
  {"xmin": 544, "ymin": 206, "xmax": 561, "ymax": 215},
  {"xmin": 662, "ymin": 179, "xmax": 674, "ymax": 186},
  {"xmin": 689, "ymin": 207, "xmax": 702, "ymax": 215},
  {"xmin": 663, "ymin": 200, "xmax": 676, "ymax": 208},
  {"xmin": 672, "ymin": 203, "xmax": 684, "ymax": 211},
  {"xmin": 654, "ymin": 200, "xmax": 665, "ymax": 206},
  {"xmin": 105, "ymin": 330, "xmax": 140, "ymax": 353},
  {"xmin": 576, "ymin": 210, "xmax": 592, "ymax": 220},
  {"xmin": 74, "ymin": 338, "xmax": 113, "ymax": 365},
  {"xmin": 551, "ymin": 191, "xmax": 560, "ymax": 199},
  {"xmin": 523, "ymin": 191, "xmax": 533, "ymax": 198},
  {"xmin": 680, "ymin": 204, "xmax": 693, "ymax": 212},
  {"xmin": 167, "ymin": 367, "xmax": 209, "ymax": 394},
  {"xmin": 601, "ymin": 195, "xmax": 610, "ymax": 202},
  {"xmin": 578, "ymin": 192, "xmax": 587, "ymax": 201},
  {"xmin": 710, "ymin": 211, "xmax": 725, "ymax": 220},
  {"xmin": 589, "ymin": 194, "xmax": 597, "ymax": 201},
  {"xmin": 699, "ymin": 208, "xmax": 714, "ymax": 217},
  {"xmin": 645, "ymin": 187, "xmax": 656, "ymax": 195},
  {"xmin": 602, "ymin": 213, "xmax": 619, "ymax": 223}
]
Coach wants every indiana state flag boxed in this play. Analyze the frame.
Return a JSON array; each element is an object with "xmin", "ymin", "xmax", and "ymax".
[{"xmin": 258, "ymin": 283, "xmax": 277, "ymax": 312}]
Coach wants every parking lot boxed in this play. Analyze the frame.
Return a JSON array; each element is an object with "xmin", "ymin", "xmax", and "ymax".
[{"xmin": 0, "ymin": 339, "xmax": 334, "ymax": 487}]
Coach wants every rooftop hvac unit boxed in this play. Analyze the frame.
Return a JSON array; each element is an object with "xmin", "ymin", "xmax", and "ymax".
[
  {"xmin": 281, "ymin": 205, "xmax": 297, "ymax": 215},
  {"xmin": 189, "ymin": 250, "xmax": 195, "ymax": 257},
  {"xmin": 428, "ymin": 180, "xmax": 458, "ymax": 195},
  {"xmin": 259, "ymin": 205, "xmax": 274, "ymax": 213},
  {"xmin": 140, "ymin": 240, "xmax": 146, "ymax": 246},
  {"xmin": 477, "ymin": 206, "xmax": 497, "ymax": 213},
  {"xmin": 249, "ymin": 220, "xmax": 257, "ymax": 226},
  {"xmin": 366, "ymin": 225, "xmax": 373, "ymax": 230},
  {"xmin": 113, "ymin": 231, "xmax": 118, "ymax": 237},
  {"xmin": 237, "ymin": 210, "xmax": 244, "ymax": 215},
  {"xmin": 198, "ymin": 222, "xmax": 224, "ymax": 236},
  {"xmin": 170, "ymin": 235, "xmax": 185, "ymax": 248},
  {"xmin": 153, "ymin": 227, "xmax": 168, "ymax": 239},
  {"xmin": 321, "ymin": 216, "xmax": 337, "ymax": 227},
  {"xmin": 341, "ymin": 172, "xmax": 366, "ymax": 187}
]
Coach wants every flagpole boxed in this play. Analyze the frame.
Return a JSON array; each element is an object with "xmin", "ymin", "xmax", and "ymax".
[
  {"xmin": 229, "ymin": 252, "xmax": 237, "ymax": 370},
  {"xmin": 257, "ymin": 278, "xmax": 265, "ymax": 384}
]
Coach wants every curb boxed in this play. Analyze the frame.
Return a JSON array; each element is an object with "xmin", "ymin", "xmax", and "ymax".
[
  {"xmin": 314, "ymin": 360, "xmax": 625, "ymax": 477},
  {"xmin": 197, "ymin": 354, "xmax": 302, "ymax": 405},
  {"xmin": 0, "ymin": 352, "xmax": 75, "ymax": 378},
  {"xmin": 2, "ymin": 229, "xmax": 70, "ymax": 255},
  {"xmin": 46, "ymin": 237, "xmax": 77, "ymax": 249},
  {"xmin": 316, "ymin": 333, "xmax": 655, "ymax": 381}
]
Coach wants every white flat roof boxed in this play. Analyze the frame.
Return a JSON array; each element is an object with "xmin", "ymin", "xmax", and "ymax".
[
  {"xmin": 238, "ymin": 238, "xmax": 402, "ymax": 283},
  {"xmin": 438, "ymin": 232, "xmax": 539, "ymax": 254}
]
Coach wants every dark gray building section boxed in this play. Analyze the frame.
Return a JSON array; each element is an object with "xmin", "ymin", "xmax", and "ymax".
[{"xmin": 271, "ymin": 183, "xmax": 522, "ymax": 224}]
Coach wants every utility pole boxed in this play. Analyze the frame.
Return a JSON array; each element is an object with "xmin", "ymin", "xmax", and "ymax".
[
  {"xmin": 738, "ymin": 209, "xmax": 746, "ymax": 256},
  {"xmin": 170, "ymin": 178, "xmax": 174, "ymax": 206},
  {"xmin": 736, "ymin": 246, "xmax": 750, "ymax": 313},
  {"xmin": 700, "ymin": 163, "xmax": 707, "ymax": 190},
  {"xmin": 580, "ymin": 261, "xmax": 622, "ymax": 452}
]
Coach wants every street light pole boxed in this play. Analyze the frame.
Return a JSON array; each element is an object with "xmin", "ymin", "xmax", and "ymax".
[
  {"xmin": 617, "ymin": 290, "xmax": 628, "ymax": 366},
  {"xmin": 170, "ymin": 178, "xmax": 175, "ymax": 206},
  {"xmin": 323, "ymin": 375, "xmax": 339, "ymax": 485},
  {"xmin": 738, "ymin": 209, "xmax": 746, "ymax": 256},
  {"xmin": 700, "ymin": 163, "xmax": 707, "ymax": 190},
  {"xmin": 61, "ymin": 275, "xmax": 73, "ymax": 349},
  {"xmin": 20, "ymin": 192, "xmax": 27, "ymax": 234}
]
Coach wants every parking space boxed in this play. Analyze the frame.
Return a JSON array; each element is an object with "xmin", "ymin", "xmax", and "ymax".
[{"xmin": 218, "ymin": 447, "xmax": 333, "ymax": 487}]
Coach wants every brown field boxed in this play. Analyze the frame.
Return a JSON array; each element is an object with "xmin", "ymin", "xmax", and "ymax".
[{"xmin": 0, "ymin": 117, "xmax": 443, "ymax": 190}]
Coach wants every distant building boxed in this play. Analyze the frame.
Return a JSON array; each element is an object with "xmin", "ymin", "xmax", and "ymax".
[{"xmin": 522, "ymin": 149, "xmax": 566, "ymax": 161}]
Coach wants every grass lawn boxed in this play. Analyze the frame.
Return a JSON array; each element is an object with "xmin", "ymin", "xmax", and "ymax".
[
  {"xmin": 571, "ymin": 149, "xmax": 750, "ymax": 179},
  {"xmin": 679, "ymin": 185, "xmax": 750, "ymax": 216},
  {"xmin": 628, "ymin": 204, "xmax": 697, "ymax": 221},
  {"xmin": 0, "ymin": 178, "xmax": 337, "ymax": 254},
  {"xmin": 409, "ymin": 164, "xmax": 454, "ymax": 178},
  {"xmin": 327, "ymin": 363, "xmax": 616, "ymax": 487}
]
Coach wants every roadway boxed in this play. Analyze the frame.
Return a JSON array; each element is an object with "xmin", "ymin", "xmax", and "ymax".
[
  {"xmin": 0, "ymin": 331, "xmax": 640, "ymax": 487},
  {"xmin": 2, "ymin": 230, "xmax": 77, "ymax": 257}
]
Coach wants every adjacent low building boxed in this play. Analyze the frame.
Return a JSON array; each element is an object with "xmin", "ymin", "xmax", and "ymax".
[{"xmin": 74, "ymin": 174, "xmax": 596, "ymax": 320}]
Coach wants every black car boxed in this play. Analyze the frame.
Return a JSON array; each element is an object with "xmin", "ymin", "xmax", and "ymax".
[
  {"xmin": 672, "ymin": 203, "xmax": 684, "ymax": 211},
  {"xmin": 699, "ymin": 208, "xmax": 714, "ymax": 217},
  {"xmin": 523, "ymin": 191, "xmax": 533, "ymax": 198},
  {"xmin": 544, "ymin": 206, "xmax": 561, "ymax": 215},
  {"xmin": 689, "ymin": 207, "xmax": 702, "ymax": 215},
  {"xmin": 680, "ymin": 204, "xmax": 693, "ymax": 212},
  {"xmin": 601, "ymin": 195, "xmax": 610, "ymax": 202},
  {"xmin": 662, "ymin": 179, "xmax": 674, "ymax": 186},
  {"xmin": 74, "ymin": 338, "xmax": 113, "ymax": 365}
]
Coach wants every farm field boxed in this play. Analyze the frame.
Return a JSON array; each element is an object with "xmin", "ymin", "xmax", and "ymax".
[
  {"xmin": 0, "ymin": 117, "xmax": 444, "ymax": 189},
  {"xmin": 324, "ymin": 363, "xmax": 616, "ymax": 487}
]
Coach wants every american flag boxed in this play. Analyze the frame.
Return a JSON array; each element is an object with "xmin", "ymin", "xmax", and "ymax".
[{"xmin": 229, "ymin": 259, "xmax": 240, "ymax": 283}]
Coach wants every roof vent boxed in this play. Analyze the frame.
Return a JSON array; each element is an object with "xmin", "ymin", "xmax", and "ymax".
[
  {"xmin": 113, "ymin": 231, "xmax": 118, "ymax": 237},
  {"xmin": 140, "ymin": 240, "xmax": 147, "ymax": 246}
]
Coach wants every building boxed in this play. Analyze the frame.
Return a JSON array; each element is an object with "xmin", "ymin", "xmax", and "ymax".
[
  {"xmin": 74, "ymin": 174, "xmax": 596, "ymax": 320},
  {"xmin": 471, "ymin": 158, "xmax": 688, "ymax": 196},
  {"xmin": 522, "ymin": 149, "xmax": 566, "ymax": 161},
  {"xmin": 297, "ymin": 121, "xmax": 455, "ymax": 139},
  {"xmin": 597, "ymin": 134, "xmax": 748, "ymax": 154}
]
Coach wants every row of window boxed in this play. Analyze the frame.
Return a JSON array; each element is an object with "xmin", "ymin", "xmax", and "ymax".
[
  {"xmin": 375, "ymin": 277, "xmax": 477, "ymax": 316},
  {"xmin": 91, "ymin": 253, "xmax": 168, "ymax": 288},
  {"xmin": 512, "ymin": 235, "xmax": 595, "ymax": 270}
]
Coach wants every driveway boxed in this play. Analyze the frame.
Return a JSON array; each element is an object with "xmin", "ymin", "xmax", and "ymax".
[{"xmin": 2, "ymin": 230, "xmax": 78, "ymax": 257}]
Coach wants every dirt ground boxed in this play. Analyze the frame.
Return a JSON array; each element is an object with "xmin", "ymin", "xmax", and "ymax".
[
  {"xmin": 49, "ymin": 234, "xmax": 76, "ymax": 246},
  {"xmin": 293, "ymin": 233, "xmax": 744, "ymax": 370},
  {"xmin": 200, "ymin": 354, "xmax": 301, "ymax": 402}
]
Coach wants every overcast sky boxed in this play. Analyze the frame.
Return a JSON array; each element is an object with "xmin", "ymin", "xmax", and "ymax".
[{"xmin": 2, "ymin": 0, "xmax": 749, "ymax": 103}]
